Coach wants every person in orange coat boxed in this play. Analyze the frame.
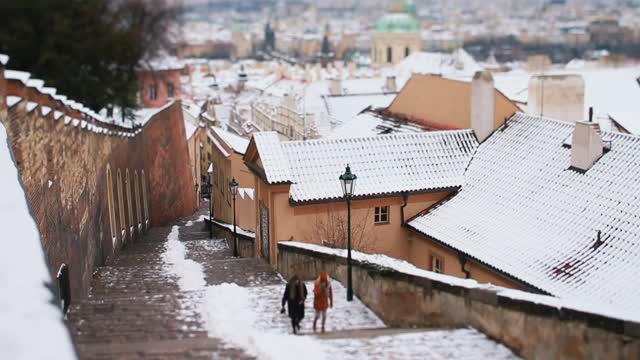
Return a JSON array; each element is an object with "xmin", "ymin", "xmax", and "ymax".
[{"xmin": 313, "ymin": 271, "xmax": 333, "ymax": 333}]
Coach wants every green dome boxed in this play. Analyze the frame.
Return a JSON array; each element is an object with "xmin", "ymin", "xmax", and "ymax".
[
  {"xmin": 375, "ymin": 13, "xmax": 420, "ymax": 32},
  {"xmin": 404, "ymin": 2, "xmax": 417, "ymax": 15}
]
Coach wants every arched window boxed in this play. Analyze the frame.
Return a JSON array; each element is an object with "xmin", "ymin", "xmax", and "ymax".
[
  {"xmin": 405, "ymin": 46, "xmax": 410, "ymax": 58},
  {"xmin": 126, "ymin": 169, "xmax": 134, "ymax": 238},
  {"xmin": 387, "ymin": 46, "xmax": 393, "ymax": 63},
  {"xmin": 134, "ymin": 170, "xmax": 142, "ymax": 230},
  {"xmin": 106, "ymin": 165, "xmax": 117, "ymax": 246},
  {"xmin": 142, "ymin": 170, "xmax": 149, "ymax": 228},
  {"xmin": 117, "ymin": 169, "xmax": 126, "ymax": 242}
]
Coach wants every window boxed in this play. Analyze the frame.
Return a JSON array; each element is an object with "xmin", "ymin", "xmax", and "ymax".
[
  {"xmin": 166, "ymin": 82, "xmax": 175, "ymax": 98},
  {"xmin": 387, "ymin": 46, "xmax": 393, "ymax": 63},
  {"xmin": 374, "ymin": 206, "xmax": 390, "ymax": 224},
  {"xmin": 431, "ymin": 255, "xmax": 444, "ymax": 274},
  {"xmin": 149, "ymin": 83, "xmax": 158, "ymax": 100}
]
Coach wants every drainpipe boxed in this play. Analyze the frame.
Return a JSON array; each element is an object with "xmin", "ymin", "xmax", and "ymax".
[
  {"xmin": 400, "ymin": 192, "xmax": 408, "ymax": 226},
  {"xmin": 458, "ymin": 252, "xmax": 471, "ymax": 279}
]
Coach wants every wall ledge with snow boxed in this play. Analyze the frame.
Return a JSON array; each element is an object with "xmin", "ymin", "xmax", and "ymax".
[{"xmin": 277, "ymin": 241, "xmax": 640, "ymax": 360}]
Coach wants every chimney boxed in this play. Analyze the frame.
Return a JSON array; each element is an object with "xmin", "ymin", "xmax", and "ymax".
[
  {"xmin": 329, "ymin": 78, "xmax": 342, "ymax": 96},
  {"xmin": 385, "ymin": 75, "xmax": 397, "ymax": 92},
  {"xmin": 571, "ymin": 110, "xmax": 604, "ymax": 172},
  {"xmin": 528, "ymin": 74, "xmax": 584, "ymax": 122},
  {"xmin": 471, "ymin": 70, "xmax": 495, "ymax": 143}
]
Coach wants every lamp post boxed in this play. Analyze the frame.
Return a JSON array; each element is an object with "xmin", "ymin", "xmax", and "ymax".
[
  {"xmin": 208, "ymin": 165, "xmax": 213, "ymax": 239},
  {"xmin": 339, "ymin": 164, "xmax": 357, "ymax": 302},
  {"xmin": 229, "ymin": 178, "xmax": 239, "ymax": 257}
]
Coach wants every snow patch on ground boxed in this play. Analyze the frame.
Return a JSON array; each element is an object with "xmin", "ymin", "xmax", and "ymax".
[
  {"xmin": 324, "ymin": 328, "xmax": 518, "ymax": 359},
  {"xmin": 161, "ymin": 225, "xmax": 205, "ymax": 291},
  {"xmin": 202, "ymin": 283, "xmax": 329, "ymax": 360},
  {"xmin": 0, "ymin": 122, "xmax": 77, "ymax": 359},
  {"xmin": 160, "ymin": 223, "xmax": 330, "ymax": 359}
]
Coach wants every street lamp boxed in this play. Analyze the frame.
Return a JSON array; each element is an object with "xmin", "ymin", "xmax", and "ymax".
[
  {"xmin": 339, "ymin": 164, "xmax": 357, "ymax": 301},
  {"xmin": 229, "ymin": 178, "xmax": 239, "ymax": 257},
  {"xmin": 208, "ymin": 164, "xmax": 213, "ymax": 239}
]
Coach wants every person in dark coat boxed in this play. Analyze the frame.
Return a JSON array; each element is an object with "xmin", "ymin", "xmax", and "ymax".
[{"xmin": 280, "ymin": 274, "xmax": 308, "ymax": 334}]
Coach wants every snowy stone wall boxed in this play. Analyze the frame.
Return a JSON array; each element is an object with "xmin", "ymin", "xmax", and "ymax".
[
  {"xmin": 210, "ymin": 220, "xmax": 255, "ymax": 258},
  {"xmin": 0, "ymin": 68, "xmax": 197, "ymax": 299},
  {"xmin": 277, "ymin": 242, "xmax": 640, "ymax": 360}
]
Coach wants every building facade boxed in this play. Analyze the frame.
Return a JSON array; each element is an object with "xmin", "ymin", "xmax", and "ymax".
[
  {"xmin": 137, "ymin": 65, "xmax": 184, "ymax": 108},
  {"xmin": 371, "ymin": 1, "xmax": 422, "ymax": 66},
  {"xmin": 208, "ymin": 127, "xmax": 255, "ymax": 233}
]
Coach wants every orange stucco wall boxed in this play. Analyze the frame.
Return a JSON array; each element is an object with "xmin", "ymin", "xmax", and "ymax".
[
  {"xmin": 386, "ymin": 74, "xmax": 519, "ymax": 131},
  {"xmin": 210, "ymin": 133, "xmax": 256, "ymax": 233},
  {"xmin": 407, "ymin": 231, "xmax": 521, "ymax": 289}
]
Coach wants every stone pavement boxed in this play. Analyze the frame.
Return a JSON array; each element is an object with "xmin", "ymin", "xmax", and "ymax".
[
  {"xmin": 69, "ymin": 208, "xmax": 254, "ymax": 360},
  {"xmin": 70, "ymin": 206, "xmax": 520, "ymax": 359}
]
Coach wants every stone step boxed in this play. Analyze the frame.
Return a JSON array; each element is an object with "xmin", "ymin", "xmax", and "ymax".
[
  {"xmin": 310, "ymin": 327, "xmax": 433, "ymax": 340},
  {"xmin": 76, "ymin": 337, "xmax": 255, "ymax": 360}
]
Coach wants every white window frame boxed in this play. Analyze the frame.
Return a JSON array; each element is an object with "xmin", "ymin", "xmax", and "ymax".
[{"xmin": 374, "ymin": 206, "xmax": 390, "ymax": 224}]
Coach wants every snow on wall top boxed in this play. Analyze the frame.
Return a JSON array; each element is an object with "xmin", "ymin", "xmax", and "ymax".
[
  {"xmin": 281, "ymin": 241, "xmax": 640, "ymax": 323},
  {"xmin": 409, "ymin": 112, "xmax": 640, "ymax": 322},
  {"xmin": 253, "ymin": 130, "xmax": 478, "ymax": 202},
  {"xmin": 0, "ymin": 122, "xmax": 77, "ymax": 359},
  {"xmin": 4, "ymin": 70, "xmax": 31, "ymax": 84}
]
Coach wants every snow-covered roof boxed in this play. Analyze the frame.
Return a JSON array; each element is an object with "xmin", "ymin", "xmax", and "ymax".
[
  {"xmin": 140, "ymin": 56, "xmax": 184, "ymax": 72},
  {"xmin": 208, "ymin": 131, "xmax": 231, "ymax": 158},
  {"xmin": 0, "ymin": 121, "xmax": 77, "ymax": 359},
  {"xmin": 211, "ymin": 127, "xmax": 249, "ymax": 154},
  {"xmin": 184, "ymin": 120, "xmax": 198, "ymax": 140},
  {"xmin": 409, "ymin": 112, "xmax": 640, "ymax": 322},
  {"xmin": 328, "ymin": 111, "xmax": 426, "ymax": 139},
  {"xmin": 324, "ymin": 93, "xmax": 397, "ymax": 126},
  {"xmin": 493, "ymin": 66, "xmax": 640, "ymax": 134},
  {"xmin": 394, "ymin": 49, "xmax": 482, "ymax": 79},
  {"xmin": 252, "ymin": 130, "xmax": 478, "ymax": 203}
]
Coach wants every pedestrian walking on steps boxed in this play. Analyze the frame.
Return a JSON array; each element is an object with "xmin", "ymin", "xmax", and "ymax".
[
  {"xmin": 313, "ymin": 271, "xmax": 333, "ymax": 333},
  {"xmin": 281, "ymin": 274, "xmax": 307, "ymax": 334}
]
